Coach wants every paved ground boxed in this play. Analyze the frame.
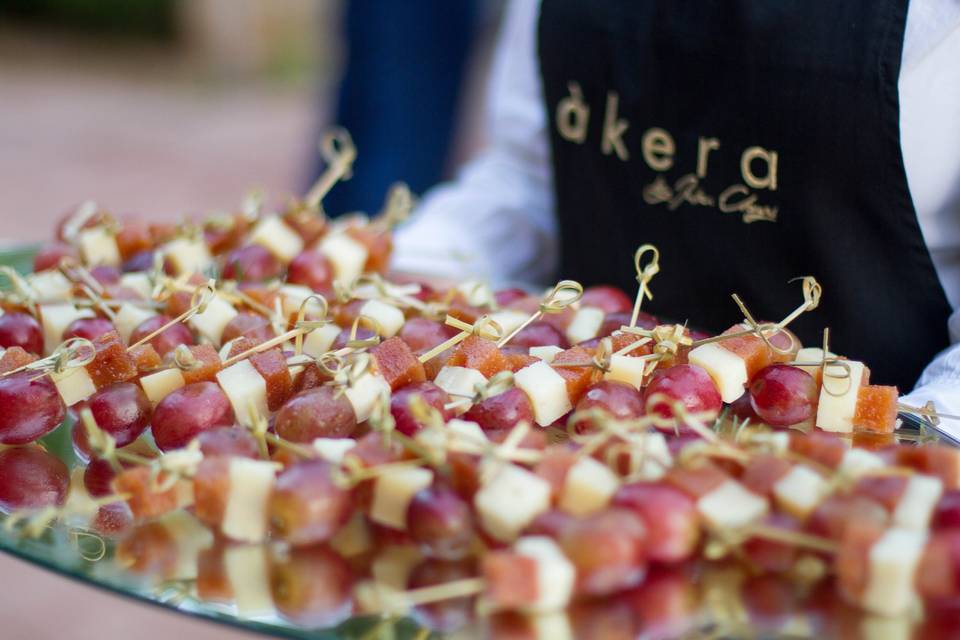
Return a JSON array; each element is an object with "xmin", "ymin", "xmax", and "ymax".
[{"xmin": 0, "ymin": 28, "xmax": 318, "ymax": 245}]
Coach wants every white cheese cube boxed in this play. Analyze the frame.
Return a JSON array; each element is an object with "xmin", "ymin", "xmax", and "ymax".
[
  {"xmin": 370, "ymin": 466, "xmax": 434, "ymax": 529},
  {"xmin": 697, "ymin": 480, "xmax": 769, "ymax": 530},
  {"xmin": 559, "ymin": 456, "xmax": 619, "ymax": 516},
  {"xmin": 278, "ymin": 284, "xmax": 325, "ymax": 316},
  {"xmin": 318, "ymin": 233, "xmax": 368, "ymax": 283},
  {"xmin": 343, "ymin": 371, "xmax": 390, "ymax": 422},
  {"xmin": 514, "ymin": 536, "xmax": 575, "ymax": 613},
  {"xmin": 816, "ymin": 360, "xmax": 865, "ymax": 433},
  {"xmin": 434, "ymin": 366, "xmax": 488, "ymax": 415},
  {"xmin": 221, "ymin": 458, "xmax": 276, "ymax": 543},
  {"xmin": 224, "ymin": 545, "xmax": 275, "ymax": 617},
  {"xmin": 114, "ymin": 303, "xmax": 155, "ymax": 343},
  {"xmin": 795, "ymin": 347, "xmax": 836, "ymax": 378},
  {"xmin": 189, "ymin": 295, "xmax": 238, "ymax": 346},
  {"xmin": 772, "ymin": 465, "xmax": 828, "ymax": 520},
  {"xmin": 839, "ymin": 448, "xmax": 884, "ymax": 477},
  {"xmin": 628, "ymin": 432, "xmax": 673, "ymax": 480},
  {"xmin": 27, "ymin": 270, "xmax": 74, "ymax": 302},
  {"xmin": 40, "ymin": 304, "xmax": 95, "ymax": 354},
  {"xmin": 51, "ymin": 365, "xmax": 97, "ymax": 406},
  {"xmin": 859, "ymin": 616, "xmax": 913, "ymax": 640},
  {"xmin": 860, "ymin": 528, "xmax": 927, "ymax": 616},
  {"xmin": 604, "ymin": 353, "xmax": 648, "ymax": 390},
  {"xmin": 688, "ymin": 342, "xmax": 748, "ymax": 403},
  {"xmin": 312, "ymin": 437, "xmax": 357, "ymax": 464},
  {"xmin": 371, "ymin": 545, "xmax": 423, "ymax": 590},
  {"xmin": 530, "ymin": 613, "xmax": 574, "ymax": 640},
  {"xmin": 301, "ymin": 324, "xmax": 342, "ymax": 358},
  {"xmin": 514, "ymin": 361, "xmax": 572, "ymax": 426},
  {"xmin": 216, "ymin": 360, "xmax": 268, "ymax": 427},
  {"xmin": 455, "ymin": 280, "xmax": 494, "ymax": 307},
  {"xmin": 140, "ymin": 368, "xmax": 186, "ymax": 405},
  {"xmin": 359, "ymin": 299, "xmax": 405, "ymax": 338},
  {"xmin": 330, "ymin": 511, "xmax": 372, "ymax": 557},
  {"xmin": 77, "ymin": 226, "xmax": 120, "ymax": 267},
  {"xmin": 474, "ymin": 463, "xmax": 551, "ymax": 542},
  {"xmin": 119, "ymin": 272, "xmax": 153, "ymax": 299},
  {"xmin": 248, "ymin": 216, "xmax": 303, "ymax": 263},
  {"xmin": 893, "ymin": 474, "xmax": 943, "ymax": 531},
  {"xmin": 489, "ymin": 310, "xmax": 530, "ymax": 336},
  {"xmin": 163, "ymin": 511, "xmax": 214, "ymax": 581},
  {"xmin": 447, "ymin": 418, "xmax": 488, "ymax": 445},
  {"xmin": 162, "ymin": 237, "xmax": 212, "ymax": 276},
  {"xmin": 565, "ymin": 307, "xmax": 604, "ymax": 345},
  {"xmin": 529, "ymin": 345, "xmax": 564, "ymax": 363}
]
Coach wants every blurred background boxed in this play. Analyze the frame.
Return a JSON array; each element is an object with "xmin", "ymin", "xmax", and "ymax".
[
  {"xmin": 0, "ymin": 1, "xmax": 502, "ymax": 637},
  {"xmin": 0, "ymin": 0, "xmax": 502, "ymax": 243}
]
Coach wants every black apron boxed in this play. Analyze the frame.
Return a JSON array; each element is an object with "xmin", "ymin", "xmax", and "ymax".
[{"xmin": 538, "ymin": 0, "xmax": 952, "ymax": 390}]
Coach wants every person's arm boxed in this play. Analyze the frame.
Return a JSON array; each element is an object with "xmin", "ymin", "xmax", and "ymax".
[
  {"xmin": 898, "ymin": 5, "xmax": 960, "ymax": 434},
  {"xmin": 900, "ymin": 312, "xmax": 960, "ymax": 432},
  {"xmin": 391, "ymin": 0, "xmax": 557, "ymax": 286}
]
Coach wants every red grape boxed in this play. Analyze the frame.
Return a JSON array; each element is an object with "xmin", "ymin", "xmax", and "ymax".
[
  {"xmin": 599, "ymin": 311, "xmax": 658, "ymax": 337},
  {"xmin": 580, "ymin": 285, "xmax": 633, "ymax": 314},
  {"xmin": 558, "ymin": 508, "xmax": 647, "ymax": 597},
  {"xmin": 742, "ymin": 513, "xmax": 800, "ymax": 574},
  {"xmin": 934, "ymin": 490, "xmax": 960, "ymax": 529},
  {"xmin": 33, "ymin": 242, "xmax": 77, "ymax": 272},
  {"xmin": 79, "ymin": 382, "xmax": 152, "ymax": 447},
  {"xmin": 0, "ymin": 312, "xmax": 43, "ymax": 354},
  {"xmin": 83, "ymin": 456, "xmax": 124, "ymax": 497},
  {"xmin": 748, "ymin": 364, "xmax": 817, "ymax": 427},
  {"xmin": 89, "ymin": 265, "xmax": 121, "ymax": 285},
  {"xmin": 63, "ymin": 316, "xmax": 115, "ymax": 342},
  {"xmin": 390, "ymin": 381, "xmax": 453, "ymax": 436},
  {"xmin": 270, "ymin": 459, "xmax": 353, "ymax": 545},
  {"xmin": 129, "ymin": 315, "xmax": 194, "ymax": 357},
  {"xmin": 0, "ymin": 372, "xmax": 66, "ymax": 444},
  {"xmin": 463, "ymin": 388, "xmax": 534, "ymax": 431},
  {"xmin": 0, "ymin": 446, "xmax": 69, "ymax": 513},
  {"xmin": 221, "ymin": 312, "xmax": 275, "ymax": 345},
  {"xmin": 407, "ymin": 485, "xmax": 475, "ymax": 560},
  {"xmin": 643, "ymin": 364, "xmax": 721, "ymax": 425},
  {"xmin": 287, "ymin": 249, "xmax": 334, "ymax": 292},
  {"xmin": 121, "ymin": 250, "xmax": 155, "ymax": 273},
  {"xmin": 222, "ymin": 244, "xmax": 282, "ymax": 282},
  {"xmin": 408, "ymin": 559, "xmax": 477, "ymax": 632},
  {"xmin": 275, "ymin": 386, "xmax": 357, "ymax": 442},
  {"xmin": 576, "ymin": 380, "xmax": 645, "ymax": 422},
  {"xmin": 196, "ymin": 426, "xmax": 260, "ymax": 459},
  {"xmin": 152, "ymin": 382, "xmax": 234, "ymax": 451},
  {"xmin": 270, "ymin": 545, "xmax": 354, "ymax": 628},
  {"xmin": 613, "ymin": 481, "xmax": 700, "ymax": 563},
  {"xmin": 508, "ymin": 321, "xmax": 568, "ymax": 349},
  {"xmin": 399, "ymin": 317, "xmax": 458, "ymax": 352},
  {"xmin": 494, "ymin": 288, "xmax": 528, "ymax": 307},
  {"xmin": 727, "ymin": 390, "xmax": 759, "ymax": 422}
]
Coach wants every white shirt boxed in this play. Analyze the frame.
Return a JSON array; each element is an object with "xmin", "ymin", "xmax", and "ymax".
[{"xmin": 395, "ymin": 0, "xmax": 960, "ymax": 429}]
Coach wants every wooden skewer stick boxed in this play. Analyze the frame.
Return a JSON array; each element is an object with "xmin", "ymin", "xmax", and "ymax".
[
  {"xmin": 629, "ymin": 244, "xmax": 660, "ymax": 328},
  {"xmin": 127, "ymin": 280, "xmax": 216, "ymax": 352},
  {"xmin": 497, "ymin": 280, "xmax": 582, "ymax": 348},
  {"xmin": 305, "ymin": 128, "xmax": 357, "ymax": 208}
]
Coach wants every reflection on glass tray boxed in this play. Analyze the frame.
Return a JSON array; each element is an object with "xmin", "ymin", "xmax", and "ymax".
[{"xmin": 0, "ymin": 414, "xmax": 950, "ymax": 640}]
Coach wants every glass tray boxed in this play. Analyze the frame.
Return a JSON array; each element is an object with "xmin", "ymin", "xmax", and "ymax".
[{"xmin": 0, "ymin": 245, "xmax": 951, "ymax": 640}]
